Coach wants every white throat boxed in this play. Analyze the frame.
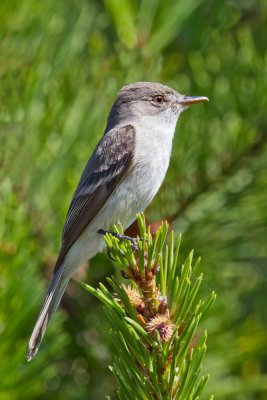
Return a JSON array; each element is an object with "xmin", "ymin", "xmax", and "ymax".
[
  {"xmin": 132, "ymin": 113, "xmax": 179, "ymax": 206},
  {"xmin": 134, "ymin": 111, "xmax": 179, "ymax": 158}
]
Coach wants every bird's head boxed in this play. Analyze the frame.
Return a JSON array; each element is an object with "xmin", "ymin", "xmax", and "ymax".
[{"xmin": 106, "ymin": 82, "xmax": 208, "ymax": 130}]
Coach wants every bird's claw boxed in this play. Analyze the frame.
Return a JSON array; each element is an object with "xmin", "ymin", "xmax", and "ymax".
[{"xmin": 98, "ymin": 229, "xmax": 138, "ymax": 252}]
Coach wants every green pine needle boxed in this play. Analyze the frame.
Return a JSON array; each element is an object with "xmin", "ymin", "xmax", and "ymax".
[{"xmin": 81, "ymin": 213, "xmax": 215, "ymax": 399}]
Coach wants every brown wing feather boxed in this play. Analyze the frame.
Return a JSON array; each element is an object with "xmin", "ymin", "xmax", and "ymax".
[{"xmin": 54, "ymin": 125, "xmax": 136, "ymax": 271}]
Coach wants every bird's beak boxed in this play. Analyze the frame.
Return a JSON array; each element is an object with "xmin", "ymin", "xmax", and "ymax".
[{"xmin": 179, "ymin": 96, "xmax": 209, "ymax": 106}]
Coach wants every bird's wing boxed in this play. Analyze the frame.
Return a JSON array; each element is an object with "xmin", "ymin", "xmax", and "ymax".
[{"xmin": 54, "ymin": 124, "xmax": 136, "ymax": 271}]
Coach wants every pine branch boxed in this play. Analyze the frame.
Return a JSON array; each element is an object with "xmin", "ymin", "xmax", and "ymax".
[{"xmin": 81, "ymin": 214, "xmax": 216, "ymax": 399}]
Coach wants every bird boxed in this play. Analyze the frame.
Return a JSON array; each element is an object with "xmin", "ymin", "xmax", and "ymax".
[{"xmin": 26, "ymin": 81, "xmax": 208, "ymax": 361}]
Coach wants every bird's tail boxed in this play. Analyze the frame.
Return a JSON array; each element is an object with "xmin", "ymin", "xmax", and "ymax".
[{"xmin": 26, "ymin": 264, "xmax": 69, "ymax": 361}]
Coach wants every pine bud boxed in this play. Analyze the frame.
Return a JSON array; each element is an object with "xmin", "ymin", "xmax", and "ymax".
[
  {"xmin": 146, "ymin": 314, "xmax": 174, "ymax": 342},
  {"xmin": 122, "ymin": 284, "xmax": 144, "ymax": 309}
]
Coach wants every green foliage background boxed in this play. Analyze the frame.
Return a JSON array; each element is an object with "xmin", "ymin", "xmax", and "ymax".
[{"xmin": 0, "ymin": 0, "xmax": 266, "ymax": 398}]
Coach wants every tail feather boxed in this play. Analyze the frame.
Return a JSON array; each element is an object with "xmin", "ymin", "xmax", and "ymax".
[{"xmin": 26, "ymin": 264, "xmax": 69, "ymax": 361}]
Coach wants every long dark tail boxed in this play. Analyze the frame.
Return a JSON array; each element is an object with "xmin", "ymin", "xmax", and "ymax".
[{"xmin": 26, "ymin": 264, "xmax": 69, "ymax": 361}]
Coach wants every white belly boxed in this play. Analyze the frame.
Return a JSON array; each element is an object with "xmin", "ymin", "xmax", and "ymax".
[
  {"xmin": 95, "ymin": 123, "xmax": 173, "ymax": 230},
  {"xmin": 64, "ymin": 123, "xmax": 175, "ymax": 275}
]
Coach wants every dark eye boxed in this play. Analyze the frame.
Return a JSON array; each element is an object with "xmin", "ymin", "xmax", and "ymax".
[{"xmin": 153, "ymin": 95, "xmax": 165, "ymax": 104}]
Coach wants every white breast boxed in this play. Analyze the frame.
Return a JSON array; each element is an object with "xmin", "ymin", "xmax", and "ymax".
[
  {"xmin": 64, "ymin": 118, "xmax": 177, "ymax": 275},
  {"xmin": 101, "ymin": 118, "xmax": 176, "ymax": 227},
  {"xmin": 134, "ymin": 122, "xmax": 174, "ymax": 200}
]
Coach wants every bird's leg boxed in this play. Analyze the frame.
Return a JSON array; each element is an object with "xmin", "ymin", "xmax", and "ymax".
[{"xmin": 98, "ymin": 229, "xmax": 138, "ymax": 252}]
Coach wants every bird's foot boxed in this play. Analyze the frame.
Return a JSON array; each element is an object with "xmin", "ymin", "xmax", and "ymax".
[{"xmin": 98, "ymin": 229, "xmax": 138, "ymax": 252}]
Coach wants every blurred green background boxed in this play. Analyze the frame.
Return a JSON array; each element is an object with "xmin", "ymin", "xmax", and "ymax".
[{"xmin": 1, "ymin": 0, "xmax": 267, "ymax": 398}]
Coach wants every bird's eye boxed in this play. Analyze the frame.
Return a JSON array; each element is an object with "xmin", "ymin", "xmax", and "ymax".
[{"xmin": 153, "ymin": 95, "xmax": 165, "ymax": 104}]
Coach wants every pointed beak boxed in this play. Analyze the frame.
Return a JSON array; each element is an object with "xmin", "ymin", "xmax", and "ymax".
[{"xmin": 179, "ymin": 96, "xmax": 209, "ymax": 106}]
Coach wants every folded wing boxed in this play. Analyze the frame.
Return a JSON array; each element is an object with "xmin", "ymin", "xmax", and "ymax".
[{"xmin": 54, "ymin": 124, "xmax": 136, "ymax": 271}]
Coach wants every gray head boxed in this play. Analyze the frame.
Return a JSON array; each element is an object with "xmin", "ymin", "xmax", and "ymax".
[{"xmin": 106, "ymin": 82, "xmax": 208, "ymax": 131}]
